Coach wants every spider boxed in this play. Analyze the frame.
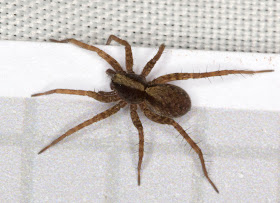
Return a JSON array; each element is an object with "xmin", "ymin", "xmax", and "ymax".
[{"xmin": 32, "ymin": 35, "xmax": 273, "ymax": 193}]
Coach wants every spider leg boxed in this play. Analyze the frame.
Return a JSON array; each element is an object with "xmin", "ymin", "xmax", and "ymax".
[
  {"xmin": 152, "ymin": 69, "xmax": 274, "ymax": 84},
  {"xmin": 32, "ymin": 89, "xmax": 120, "ymax": 103},
  {"xmin": 141, "ymin": 44, "xmax": 165, "ymax": 77},
  {"xmin": 139, "ymin": 102, "xmax": 219, "ymax": 193},
  {"xmin": 97, "ymin": 91, "xmax": 118, "ymax": 96},
  {"xmin": 130, "ymin": 104, "xmax": 144, "ymax": 185},
  {"xmin": 106, "ymin": 35, "xmax": 134, "ymax": 73},
  {"xmin": 38, "ymin": 101, "xmax": 127, "ymax": 154},
  {"xmin": 50, "ymin": 38, "xmax": 124, "ymax": 73}
]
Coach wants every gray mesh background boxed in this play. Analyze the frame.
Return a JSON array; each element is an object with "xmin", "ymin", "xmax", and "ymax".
[{"xmin": 0, "ymin": 0, "xmax": 279, "ymax": 53}]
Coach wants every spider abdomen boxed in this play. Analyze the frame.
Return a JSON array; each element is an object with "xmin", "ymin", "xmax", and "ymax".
[{"xmin": 145, "ymin": 84, "xmax": 191, "ymax": 118}]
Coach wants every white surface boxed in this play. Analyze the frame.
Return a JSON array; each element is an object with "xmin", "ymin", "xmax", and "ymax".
[
  {"xmin": 0, "ymin": 40, "xmax": 279, "ymax": 110},
  {"xmin": 0, "ymin": 41, "xmax": 279, "ymax": 202}
]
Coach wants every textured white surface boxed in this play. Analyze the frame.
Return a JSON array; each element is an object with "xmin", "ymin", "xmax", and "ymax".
[
  {"xmin": 0, "ymin": 41, "xmax": 279, "ymax": 202},
  {"xmin": 0, "ymin": 1, "xmax": 279, "ymax": 53}
]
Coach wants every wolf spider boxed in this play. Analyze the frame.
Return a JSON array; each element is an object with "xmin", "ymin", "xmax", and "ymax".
[{"xmin": 32, "ymin": 35, "xmax": 273, "ymax": 193}]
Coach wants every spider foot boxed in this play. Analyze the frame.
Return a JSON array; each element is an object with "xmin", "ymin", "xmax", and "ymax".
[{"xmin": 138, "ymin": 172, "xmax": 141, "ymax": 186}]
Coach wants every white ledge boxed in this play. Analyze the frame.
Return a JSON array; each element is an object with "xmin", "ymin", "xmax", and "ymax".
[{"xmin": 0, "ymin": 40, "xmax": 279, "ymax": 111}]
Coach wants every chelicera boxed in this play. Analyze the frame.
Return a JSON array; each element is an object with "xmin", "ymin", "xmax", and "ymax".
[{"xmin": 32, "ymin": 35, "xmax": 273, "ymax": 193}]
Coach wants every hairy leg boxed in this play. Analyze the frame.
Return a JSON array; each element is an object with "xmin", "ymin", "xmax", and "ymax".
[
  {"xmin": 97, "ymin": 91, "xmax": 118, "ymax": 96},
  {"xmin": 32, "ymin": 89, "xmax": 120, "ymax": 103},
  {"xmin": 106, "ymin": 35, "xmax": 134, "ymax": 73},
  {"xmin": 130, "ymin": 104, "xmax": 144, "ymax": 185},
  {"xmin": 141, "ymin": 44, "xmax": 165, "ymax": 77},
  {"xmin": 139, "ymin": 102, "xmax": 219, "ymax": 193},
  {"xmin": 50, "ymin": 38, "xmax": 124, "ymax": 72},
  {"xmin": 152, "ymin": 69, "xmax": 274, "ymax": 84},
  {"xmin": 38, "ymin": 101, "xmax": 127, "ymax": 154}
]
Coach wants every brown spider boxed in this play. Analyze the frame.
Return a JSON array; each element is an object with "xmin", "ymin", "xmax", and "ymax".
[{"xmin": 32, "ymin": 35, "xmax": 273, "ymax": 193}]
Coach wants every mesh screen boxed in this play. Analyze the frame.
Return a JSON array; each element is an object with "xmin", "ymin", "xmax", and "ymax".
[{"xmin": 0, "ymin": 1, "xmax": 279, "ymax": 52}]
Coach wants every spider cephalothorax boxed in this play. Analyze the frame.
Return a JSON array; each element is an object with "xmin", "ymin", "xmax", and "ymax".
[{"xmin": 32, "ymin": 35, "xmax": 273, "ymax": 193}]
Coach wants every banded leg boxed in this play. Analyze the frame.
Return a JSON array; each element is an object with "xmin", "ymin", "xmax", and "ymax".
[
  {"xmin": 141, "ymin": 44, "xmax": 165, "ymax": 77},
  {"xmin": 130, "ymin": 104, "xmax": 144, "ymax": 185},
  {"xmin": 32, "ymin": 89, "xmax": 120, "ymax": 103},
  {"xmin": 139, "ymin": 102, "xmax": 219, "ymax": 193},
  {"xmin": 106, "ymin": 35, "xmax": 134, "ymax": 73},
  {"xmin": 152, "ymin": 69, "xmax": 274, "ymax": 84},
  {"xmin": 50, "ymin": 38, "xmax": 124, "ymax": 72},
  {"xmin": 38, "ymin": 101, "xmax": 127, "ymax": 154}
]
